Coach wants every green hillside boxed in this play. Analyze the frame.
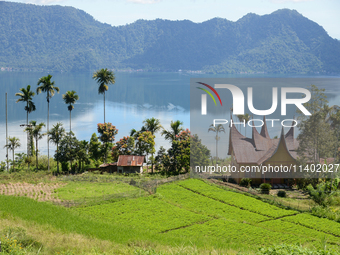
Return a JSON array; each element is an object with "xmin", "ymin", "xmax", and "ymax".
[
  {"xmin": 0, "ymin": 178, "xmax": 340, "ymax": 254},
  {"xmin": 1, "ymin": 1, "xmax": 340, "ymax": 73}
]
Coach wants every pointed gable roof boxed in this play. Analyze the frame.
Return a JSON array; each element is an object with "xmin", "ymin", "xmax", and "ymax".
[
  {"xmin": 229, "ymin": 118, "xmax": 299, "ymax": 165},
  {"xmin": 260, "ymin": 116, "xmax": 270, "ymax": 139},
  {"xmin": 257, "ymin": 126, "xmax": 296, "ymax": 164}
]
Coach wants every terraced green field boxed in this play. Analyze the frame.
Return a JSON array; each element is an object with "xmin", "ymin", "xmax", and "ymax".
[
  {"xmin": 55, "ymin": 181, "xmax": 145, "ymax": 201},
  {"xmin": 76, "ymin": 196, "xmax": 209, "ymax": 233},
  {"xmin": 1, "ymin": 178, "xmax": 340, "ymax": 254},
  {"xmin": 75, "ymin": 179, "xmax": 340, "ymax": 251},
  {"xmin": 178, "ymin": 179, "xmax": 297, "ymax": 218}
]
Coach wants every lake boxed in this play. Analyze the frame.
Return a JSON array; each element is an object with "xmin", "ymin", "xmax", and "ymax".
[{"xmin": 0, "ymin": 71, "xmax": 339, "ymax": 162}]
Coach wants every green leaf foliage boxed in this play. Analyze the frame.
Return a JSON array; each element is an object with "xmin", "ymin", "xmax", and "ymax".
[{"xmin": 0, "ymin": 3, "xmax": 340, "ymax": 73}]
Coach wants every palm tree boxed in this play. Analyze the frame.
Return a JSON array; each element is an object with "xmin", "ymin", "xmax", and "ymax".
[
  {"xmin": 62, "ymin": 90, "xmax": 79, "ymax": 132},
  {"xmin": 48, "ymin": 122, "xmax": 65, "ymax": 173},
  {"xmin": 26, "ymin": 121, "xmax": 45, "ymax": 170},
  {"xmin": 237, "ymin": 115, "xmax": 244, "ymax": 134},
  {"xmin": 161, "ymin": 120, "xmax": 184, "ymax": 142},
  {"xmin": 4, "ymin": 137, "xmax": 21, "ymax": 172},
  {"xmin": 92, "ymin": 68, "xmax": 115, "ymax": 123},
  {"xmin": 15, "ymin": 85, "xmax": 36, "ymax": 157},
  {"xmin": 143, "ymin": 117, "xmax": 162, "ymax": 173},
  {"xmin": 243, "ymin": 113, "xmax": 251, "ymax": 137},
  {"xmin": 37, "ymin": 74, "xmax": 59, "ymax": 171},
  {"xmin": 208, "ymin": 124, "xmax": 226, "ymax": 165}
]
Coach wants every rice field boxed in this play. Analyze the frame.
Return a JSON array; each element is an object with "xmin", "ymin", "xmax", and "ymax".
[{"xmin": 0, "ymin": 177, "xmax": 339, "ymax": 254}]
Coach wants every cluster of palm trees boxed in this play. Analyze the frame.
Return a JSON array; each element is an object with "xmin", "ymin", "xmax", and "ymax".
[
  {"xmin": 6, "ymin": 68, "xmax": 115, "ymax": 172},
  {"xmin": 5, "ymin": 67, "xmax": 188, "ymax": 173},
  {"xmin": 128, "ymin": 118, "xmax": 184, "ymax": 173}
]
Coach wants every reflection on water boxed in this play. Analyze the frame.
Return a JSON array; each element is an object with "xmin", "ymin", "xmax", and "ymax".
[
  {"xmin": 0, "ymin": 72, "xmax": 339, "ymax": 162},
  {"xmin": 0, "ymin": 72, "xmax": 192, "ymax": 161}
]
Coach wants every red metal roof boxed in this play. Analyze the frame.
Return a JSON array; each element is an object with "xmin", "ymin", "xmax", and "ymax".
[{"xmin": 117, "ymin": 155, "xmax": 145, "ymax": 166}]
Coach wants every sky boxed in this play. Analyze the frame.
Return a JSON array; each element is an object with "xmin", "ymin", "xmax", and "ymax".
[{"xmin": 5, "ymin": 0, "xmax": 340, "ymax": 40}]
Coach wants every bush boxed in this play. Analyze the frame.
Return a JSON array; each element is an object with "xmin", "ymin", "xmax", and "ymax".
[
  {"xmin": 37, "ymin": 155, "xmax": 55, "ymax": 170},
  {"xmin": 0, "ymin": 227, "xmax": 42, "ymax": 253},
  {"xmin": 260, "ymin": 183, "xmax": 271, "ymax": 194},
  {"xmin": 277, "ymin": 190, "xmax": 287, "ymax": 197},
  {"xmin": 240, "ymin": 178, "xmax": 252, "ymax": 187},
  {"xmin": 306, "ymin": 183, "xmax": 330, "ymax": 207}
]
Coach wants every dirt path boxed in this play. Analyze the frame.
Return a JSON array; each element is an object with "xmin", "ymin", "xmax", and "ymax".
[{"xmin": 0, "ymin": 182, "xmax": 65, "ymax": 203}]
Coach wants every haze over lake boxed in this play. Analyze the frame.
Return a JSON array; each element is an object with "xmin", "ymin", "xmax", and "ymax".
[{"xmin": 0, "ymin": 71, "xmax": 339, "ymax": 162}]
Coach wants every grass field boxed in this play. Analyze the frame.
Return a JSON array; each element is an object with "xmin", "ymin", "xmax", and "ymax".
[{"xmin": 0, "ymin": 175, "xmax": 340, "ymax": 254}]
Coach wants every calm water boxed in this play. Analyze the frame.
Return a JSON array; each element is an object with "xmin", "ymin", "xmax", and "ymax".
[
  {"xmin": 0, "ymin": 71, "xmax": 193, "ymax": 161},
  {"xmin": 0, "ymin": 71, "xmax": 339, "ymax": 161}
]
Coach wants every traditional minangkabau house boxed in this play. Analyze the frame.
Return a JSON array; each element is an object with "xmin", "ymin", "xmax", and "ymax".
[{"xmin": 228, "ymin": 116, "xmax": 299, "ymax": 185}]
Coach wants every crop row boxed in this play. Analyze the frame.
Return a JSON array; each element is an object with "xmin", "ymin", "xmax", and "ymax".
[
  {"xmin": 163, "ymin": 218, "xmax": 309, "ymax": 248},
  {"xmin": 76, "ymin": 195, "xmax": 209, "ymax": 233},
  {"xmin": 55, "ymin": 181, "xmax": 143, "ymax": 201},
  {"xmin": 257, "ymin": 219, "xmax": 340, "ymax": 245},
  {"xmin": 283, "ymin": 213, "xmax": 340, "ymax": 237},
  {"xmin": 178, "ymin": 179, "xmax": 296, "ymax": 218},
  {"xmin": 157, "ymin": 183, "xmax": 269, "ymax": 223}
]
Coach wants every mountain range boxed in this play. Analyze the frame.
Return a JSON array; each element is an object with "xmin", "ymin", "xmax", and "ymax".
[{"xmin": 0, "ymin": 1, "xmax": 339, "ymax": 73}]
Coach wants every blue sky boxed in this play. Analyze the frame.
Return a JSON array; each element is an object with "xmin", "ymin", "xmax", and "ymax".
[{"xmin": 6, "ymin": 0, "xmax": 340, "ymax": 39}]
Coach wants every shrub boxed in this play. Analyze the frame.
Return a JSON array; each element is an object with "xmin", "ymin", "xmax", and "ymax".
[
  {"xmin": 0, "ymin": 227, "xmax": 41, "ymax": 252},
  {"xmin": 306, "ymin": 183, "xmax": 330, "ymax": 207},
  {"xmin": 277, "ymin": 190, "xmax": 287, "ymax": 197},
  {"xmin": 240, "ymin": 178, "xmax": 252, "ymax": 187},
  {"xmin": 260, "ymin": 183, "xmax": 271, "ymax": 194}
]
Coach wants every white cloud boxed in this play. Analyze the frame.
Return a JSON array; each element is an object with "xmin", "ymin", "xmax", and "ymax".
[{"xmin": 127, "ymin": 0, "xmax": 161, "ymax": 4}]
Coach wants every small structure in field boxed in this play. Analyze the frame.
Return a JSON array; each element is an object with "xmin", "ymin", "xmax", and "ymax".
[
  {"xmin": 98, "ymin": 155, "xmax": 145, "ymax": 174},
  {"xmin": 117, "ymin": 155, "xmax": 145, "ymax": 174},
  {"xmin": 99, "ymin": 162, "xmax": 117, "ymax": 173}
]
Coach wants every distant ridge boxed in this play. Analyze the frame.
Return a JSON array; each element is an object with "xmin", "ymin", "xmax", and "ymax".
[{"xmin": 0, "ymin": 1, "xmax": 339, "ymax": 73}]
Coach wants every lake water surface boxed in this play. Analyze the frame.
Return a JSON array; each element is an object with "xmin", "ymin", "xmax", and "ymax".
[{"xmin": 0, "ymin": 72, "xmax": 339, "ymax": 162}]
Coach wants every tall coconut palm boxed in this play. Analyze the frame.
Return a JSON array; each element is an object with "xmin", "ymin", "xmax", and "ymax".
[
  {"xmin": 143, "ymin": 117, "xmax": 162, "ymax": 173},
  {"xmin": 92, "ymin": 68, "xmax": 115, "ymax": 123},
  {"xmin": 15, "ymin": 85, "xmax": 36, "ymax": 160},
  {"xmin": 237, "ymin": 115, "xmax": 245, "ymax": 135},
  {"xmin": 4, "ymin": 137, "xmax": 21, "ymax": 172},
  {"xmin": 208, "ymin": 124, "xmax": 226, "ymax": 165},
  {"xmin": 48, "ymin": 122, "xmax": 65, "ymax": 173},
  {"xmin": 37, "ymin": 74, "xmax": 59, "ymax": 171},
  {"xmin": 26, "ymin": 121, "xmax": 45, "ymax": 170},
  {"xmin": 161, "ymin": 120, "xmax": 184, "ymax": 142},
  {"xmin": 62, "ymin": 90, "xmax": 79, "ymax": 132}
]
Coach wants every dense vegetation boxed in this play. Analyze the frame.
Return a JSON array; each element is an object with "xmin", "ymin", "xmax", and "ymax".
[{"xmin": 1, "ymin": 2, "xmax": 340, "ymax": 73}]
